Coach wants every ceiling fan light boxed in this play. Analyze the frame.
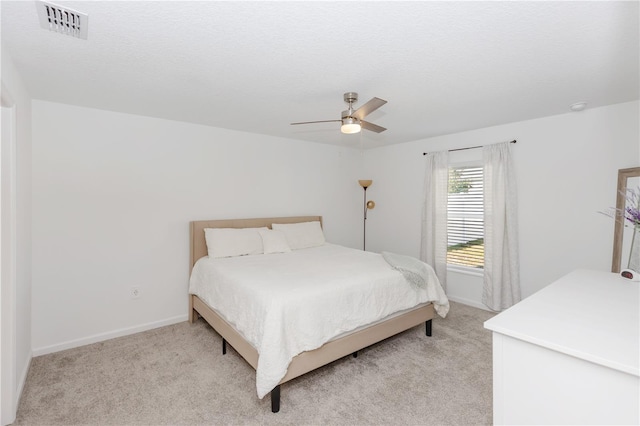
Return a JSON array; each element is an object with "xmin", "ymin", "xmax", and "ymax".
[
  {"xmin": 341, "ymin": 117, "xmax": 361, "ymax": 134},
  {"xmin": 341, "ymin": 123, "xmax": 361, "ymax": 134}
]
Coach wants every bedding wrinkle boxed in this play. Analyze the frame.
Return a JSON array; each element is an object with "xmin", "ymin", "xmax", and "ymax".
[
  {"xmin": 189, "ymin": 244, "xmax": 449, "ymax": 398},
  {"xmin": 381, "ymin": 251, "xmax": 449, "ymax": 317}
]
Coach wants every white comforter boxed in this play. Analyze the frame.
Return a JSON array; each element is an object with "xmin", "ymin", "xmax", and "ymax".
[{"xmin": 189, "ymin": 243, "xmax": 448, "ymax": 398}]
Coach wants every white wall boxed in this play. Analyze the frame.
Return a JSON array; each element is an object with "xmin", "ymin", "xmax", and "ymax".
[
  {"xmin": 26, "ymin": 98, "xmax": 640, "ymax": 350},
  {"xmin": 364, "ymin": 101, "xmax": 639, "ymax": 308},
  {"xmin": 0, "ymin": 47, "xmax": 32, "ymax": 423},
  {"xmin": 31, "ymin": 100, "xmax": 364, "ymax": 354}
]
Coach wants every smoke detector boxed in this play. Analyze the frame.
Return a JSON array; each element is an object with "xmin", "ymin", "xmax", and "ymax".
[
  {"xmin": 569, "ymin": 101, "xmax": 587, "ymax": 112},
  {"xmin": 36, "ymin": 1, "xmax": 88, "ymax": 40}
]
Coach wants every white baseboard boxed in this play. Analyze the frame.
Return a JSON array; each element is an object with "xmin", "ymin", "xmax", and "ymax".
[
  {"xmin": 32, "ymin": 315, "xmax": 188, "ymax": 356},
  {"xmin": 447, "ymin": 295, "xmax": 493, "ymax": 312}
]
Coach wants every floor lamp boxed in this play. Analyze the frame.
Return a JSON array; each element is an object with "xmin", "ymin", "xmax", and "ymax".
[{"xmin": 358, "ymin": 180, "xmax": 376, "ymax": 251}]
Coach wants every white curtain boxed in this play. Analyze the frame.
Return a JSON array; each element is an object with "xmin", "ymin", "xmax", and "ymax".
[
  {"xmin": 483, "ymin": 142, "xmax": 520, "ymax": 310},
  {"xmin": 420, "ymin": 151, "xmax": 449, "ymax": 291}
]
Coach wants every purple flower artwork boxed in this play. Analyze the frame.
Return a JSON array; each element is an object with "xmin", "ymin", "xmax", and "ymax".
[
  {"xmin": 602, "ymin": 186, "xmax": 640, "ymax": 229},
  {"xmin": 624, "ymin": 187, "xmax": 640, "ymax": 227},
  {"xmin": 602, "ymin": 186, "xmax": 640, "ymax": 272}
]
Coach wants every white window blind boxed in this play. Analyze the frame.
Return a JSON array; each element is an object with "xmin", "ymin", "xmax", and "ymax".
[{"xmin": 447, "ymin": 166, "xmax": 484, "ymax": 269}]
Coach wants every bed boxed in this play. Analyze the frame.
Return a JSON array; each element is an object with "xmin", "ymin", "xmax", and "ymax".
[{"xmin": 188, "ymin": 216, "xmax": 448, "ymax": 413}]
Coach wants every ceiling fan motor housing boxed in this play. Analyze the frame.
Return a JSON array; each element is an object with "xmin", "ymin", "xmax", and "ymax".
[{"xmin": 342, "ymin": 116, "xmax": 360, "ymax": 126}]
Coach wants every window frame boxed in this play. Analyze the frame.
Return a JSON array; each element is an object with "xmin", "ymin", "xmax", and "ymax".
[{"xmin": 446, "ymin": 161, "xmax": 484, "ymax": 274}]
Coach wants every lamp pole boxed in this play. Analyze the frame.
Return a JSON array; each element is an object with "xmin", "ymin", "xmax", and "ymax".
[
  {"xmin": 358, "ymin": 179, "xmax": 374, "ymax": 251},
  {"xmin": 363, "ymin": 186, "xmax": 368, "ymax": 251}
]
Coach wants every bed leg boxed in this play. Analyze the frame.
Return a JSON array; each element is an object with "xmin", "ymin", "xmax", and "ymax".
[
  {"xmin": 188, "ymin": 295, "xmax": 196, "ymax": 324},
  {"xmin": 271, "ymin": 385, "xmax": 280, "ymax": 413},
  {"xmin": 352, "ymin": 351, "xmax": 358, "ymax": 358},
  {"xmin": 222, "ymin": 339, "xmax": 227, "ymax": 355},
  {"xmin": 425, "ymin": 320, "xmax": 432, "ymax": 337}
]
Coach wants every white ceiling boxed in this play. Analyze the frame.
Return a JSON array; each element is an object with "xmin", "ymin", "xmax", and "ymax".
[{"xmin": 2, "ymin": 1, "xmax": 638, "ymax": 149}]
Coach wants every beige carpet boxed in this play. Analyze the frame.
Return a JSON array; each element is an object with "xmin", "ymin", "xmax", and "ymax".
[{"xmin": 14, "ymin": 301, "xmax": 495, "ymax": 425}]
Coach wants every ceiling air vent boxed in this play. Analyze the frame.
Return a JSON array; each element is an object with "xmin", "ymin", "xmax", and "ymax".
[{"xmin": 36, "ymin": 1, "xmax": 88, "ymax": 40}]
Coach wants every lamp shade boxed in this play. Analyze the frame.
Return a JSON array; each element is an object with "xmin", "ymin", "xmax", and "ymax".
[
  {"xmin": 358, "ymin": 180, "xmax": 372, "ymax": 188},
  {"xmin": 366, "ymin": 200, "xmax": 376, "ymax": 209}
]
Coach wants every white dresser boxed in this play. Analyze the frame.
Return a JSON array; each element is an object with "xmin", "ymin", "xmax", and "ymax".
[{"xmin": 484, "ymin": 269, "xmax": 639, "ymax": 425}]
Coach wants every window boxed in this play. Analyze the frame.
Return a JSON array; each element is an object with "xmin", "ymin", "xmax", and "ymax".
[{"xmin": 447, "ymin": 165, "xmax": 484, "ymax": 269}]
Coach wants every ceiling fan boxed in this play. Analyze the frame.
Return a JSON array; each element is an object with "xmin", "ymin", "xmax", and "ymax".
[{"xmin": 291, "ymin": 92, "xmax": 387, "ymax": 134}]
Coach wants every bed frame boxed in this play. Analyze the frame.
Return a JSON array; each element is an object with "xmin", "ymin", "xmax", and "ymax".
[{"xmin": 188, "ymin": 216, "xmax": 435, "ymax": 413}]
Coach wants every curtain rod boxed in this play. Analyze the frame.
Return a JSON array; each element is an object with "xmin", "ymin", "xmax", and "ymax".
[{"xmin": 422, "ymin": 139, "xmax": 516, "ymax": 156}]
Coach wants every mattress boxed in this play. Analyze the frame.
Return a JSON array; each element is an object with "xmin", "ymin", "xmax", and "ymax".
[{"xmin": 189, "ymin": 243, "xmax": 447, "ymax": 398}]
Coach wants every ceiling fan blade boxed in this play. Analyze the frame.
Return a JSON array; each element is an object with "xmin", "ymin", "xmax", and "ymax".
[
  {"xmin": 353, "ymin": 97, "xmax": 387, "ymax": 120},
  {"xmin": 361, "ymin": 120, "xmax": 387, "ymax": 133},
  {"xmin": 290, "ymin": 120, "xmax": 341, "ymax": 125}
]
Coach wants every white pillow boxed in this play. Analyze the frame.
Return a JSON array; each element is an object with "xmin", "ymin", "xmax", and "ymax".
[
  {"xmin": 204, "ymin": 227, "xmax": 268, "ymax": 258},
  {"xmin": 271, "ymin": 221, "xmax": 325, "ymax": 250},
  {"xmin": 258, "ymin": 229, "xmax": 291, "ymax": 254}
]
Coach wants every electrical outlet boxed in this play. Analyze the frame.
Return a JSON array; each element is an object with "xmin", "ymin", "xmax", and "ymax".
[{"xmin": 131, "ymin": 286, "xmax": 141, "ymax": 299}]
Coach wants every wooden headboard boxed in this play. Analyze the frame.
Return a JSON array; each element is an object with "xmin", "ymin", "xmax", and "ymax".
[{"xmin": 189, "ymin": 216, "xmax": 323, "ymax": 270}]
